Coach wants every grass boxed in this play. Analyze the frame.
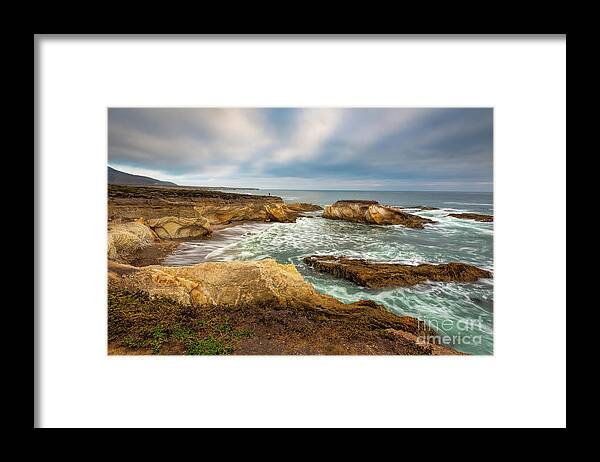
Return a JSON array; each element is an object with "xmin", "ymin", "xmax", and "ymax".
[
  {"xmin": 108, "ymin": 289, "xmax": 254, "ymax": 355},
  {"xmin": 150, "ymin": 325, "xmax": 168, "ymax": 354},
  {"xmin": 187, "ymin": 337, "xmax": 233, "ymax": 355}
]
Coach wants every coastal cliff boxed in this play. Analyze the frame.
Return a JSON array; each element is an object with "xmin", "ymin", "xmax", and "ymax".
[{"xmin": 108, "ymin": 184, "xmax": 319, "ymax": 225}]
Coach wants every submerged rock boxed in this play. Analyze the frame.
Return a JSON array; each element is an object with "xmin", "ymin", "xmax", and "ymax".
[
  {"xmin": 323, "ymin": 200, "xmax": 434, "ymax": 229},
  {"xmin": 145, "ymin": 216, "xmax": 212, "ymax": 239},
  {"xmin": 448, "ymin": 213, "xmax": 493, "ymax": 222},
  {"xmin": 107, "ymin": 258, "xmax": 462, "ymax": 355},
  {"xmin": 304, "ymin": 255, "xmax": 492, "ymax": 288}
]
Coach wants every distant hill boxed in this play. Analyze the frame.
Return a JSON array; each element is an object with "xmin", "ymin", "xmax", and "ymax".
[{"xmin": 108, "ymin": 166, "xmax": 177, "ymax": 186}]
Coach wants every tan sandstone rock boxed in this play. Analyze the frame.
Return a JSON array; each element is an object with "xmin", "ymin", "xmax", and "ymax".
[
  {"xmin": 108, "ymin": 184, "xmax": 320, "ymax": 225},
  {"xmin": 265, "ymin": 203, "xmax": 296, "ymax": 223},
  {"xmin": 323, "ymin": 200, "xmax": 434, "ymax": 229},
  {"xmin": 107, "ymin": 222, "xmax": 157, "ymax": 263},
  {"xmin": 145, "ymin": 216, "xmax": 212, "ymax": 239},
  {"xmin": 110, "ymin": 259, "xmax": 327, "ymax": 308}
]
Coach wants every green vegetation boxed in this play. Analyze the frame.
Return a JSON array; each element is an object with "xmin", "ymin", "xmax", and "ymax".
[
  {"xmin": 187, "ymin": 337, "xmax": 233, "ymax": 355},
  {"xmin": 108, "ymin": 289, "xmax": 254, "ymax": 355},
  {"xmin": 150, "ymin": 325, "xmax": 168, "ymax": 354}
]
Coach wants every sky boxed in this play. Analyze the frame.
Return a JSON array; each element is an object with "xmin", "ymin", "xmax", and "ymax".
[{"xmin": 108, "ymin": 108, "xmax": 493, "ymax": 191}]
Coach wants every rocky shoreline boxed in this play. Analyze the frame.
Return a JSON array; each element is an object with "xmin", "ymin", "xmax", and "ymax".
[
  {"xmin": 107, "ymin": 186, "xmax": 493, "ymax": 355},
  {"xmin": 108, "ymin": 184, "xmax": 319, "ymax": 266},
  {"xmin": 108, "ymin": 184, "xmax": 320, "ymax": 225},
  {"xmin": 108, "ymin": 259, "xmax": 462, "ymax": 355}
]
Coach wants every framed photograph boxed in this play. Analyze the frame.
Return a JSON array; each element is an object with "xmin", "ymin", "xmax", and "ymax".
[
  {"xmin": 35, "ymin": 35, "xmax": 566, "ymax": 428},
  {"xmin": 107, "ymin": 107, "xmax": 493, "ymax": 356}
]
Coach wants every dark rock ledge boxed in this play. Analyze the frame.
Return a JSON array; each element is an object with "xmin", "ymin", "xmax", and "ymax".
[
  {"xmin": 304, "ymin": 255, "xmax": 492, "ymax": 288},
  {"xmin": 448, "ymin": 213, "xmax": 493, "ymax": 222}
]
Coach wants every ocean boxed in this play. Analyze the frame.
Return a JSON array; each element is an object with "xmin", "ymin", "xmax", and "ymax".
[{"xmin": 163, "ymin": 190, "xmax": 494, "ymax": 355}]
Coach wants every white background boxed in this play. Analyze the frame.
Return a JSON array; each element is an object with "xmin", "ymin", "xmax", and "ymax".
[{"xmin": 36, "ymin": 36, "xmax": 566, "ymax": 428}]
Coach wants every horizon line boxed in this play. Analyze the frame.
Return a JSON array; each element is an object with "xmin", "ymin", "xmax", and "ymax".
[{"xmin": 178, "ymin": 186, "xmax": 493, "ymax": 193}]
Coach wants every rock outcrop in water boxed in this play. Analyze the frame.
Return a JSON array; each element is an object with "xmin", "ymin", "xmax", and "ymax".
[
  {"xmin": 448, "ymin": 213, "xmax": 493, "ymax": 222},
  {"xmin": 323, "ymin": 200, "xmax": 434, "ymax": 229},
  {"xmin": 108, "ymin": 259, "xmax": 462, "ymax": 355},
  {"xmin": 304, "ymin": 256, "xmax": 492, "ymax": 288}
]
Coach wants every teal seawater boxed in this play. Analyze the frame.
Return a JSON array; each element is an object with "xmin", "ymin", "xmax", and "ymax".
[{"xmin": 164, "ymin": 190, "xmax": 494, "ymax": 355}]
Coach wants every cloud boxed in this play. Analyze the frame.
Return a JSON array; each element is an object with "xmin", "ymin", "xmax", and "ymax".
[
  {"xmin": 269, "ymin": 109, "xmax": 342, "ymax": 163},
  {"xmin": 338, "ymin": 108, "xmax": 435, "ymax": 147},
  {"xmin": 108, "ymin": 108, "xmax": 493, "ymax": 191},
  {"xmin": 108, "ymin": 108, "xmax": 273, "ymax": 175}
]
